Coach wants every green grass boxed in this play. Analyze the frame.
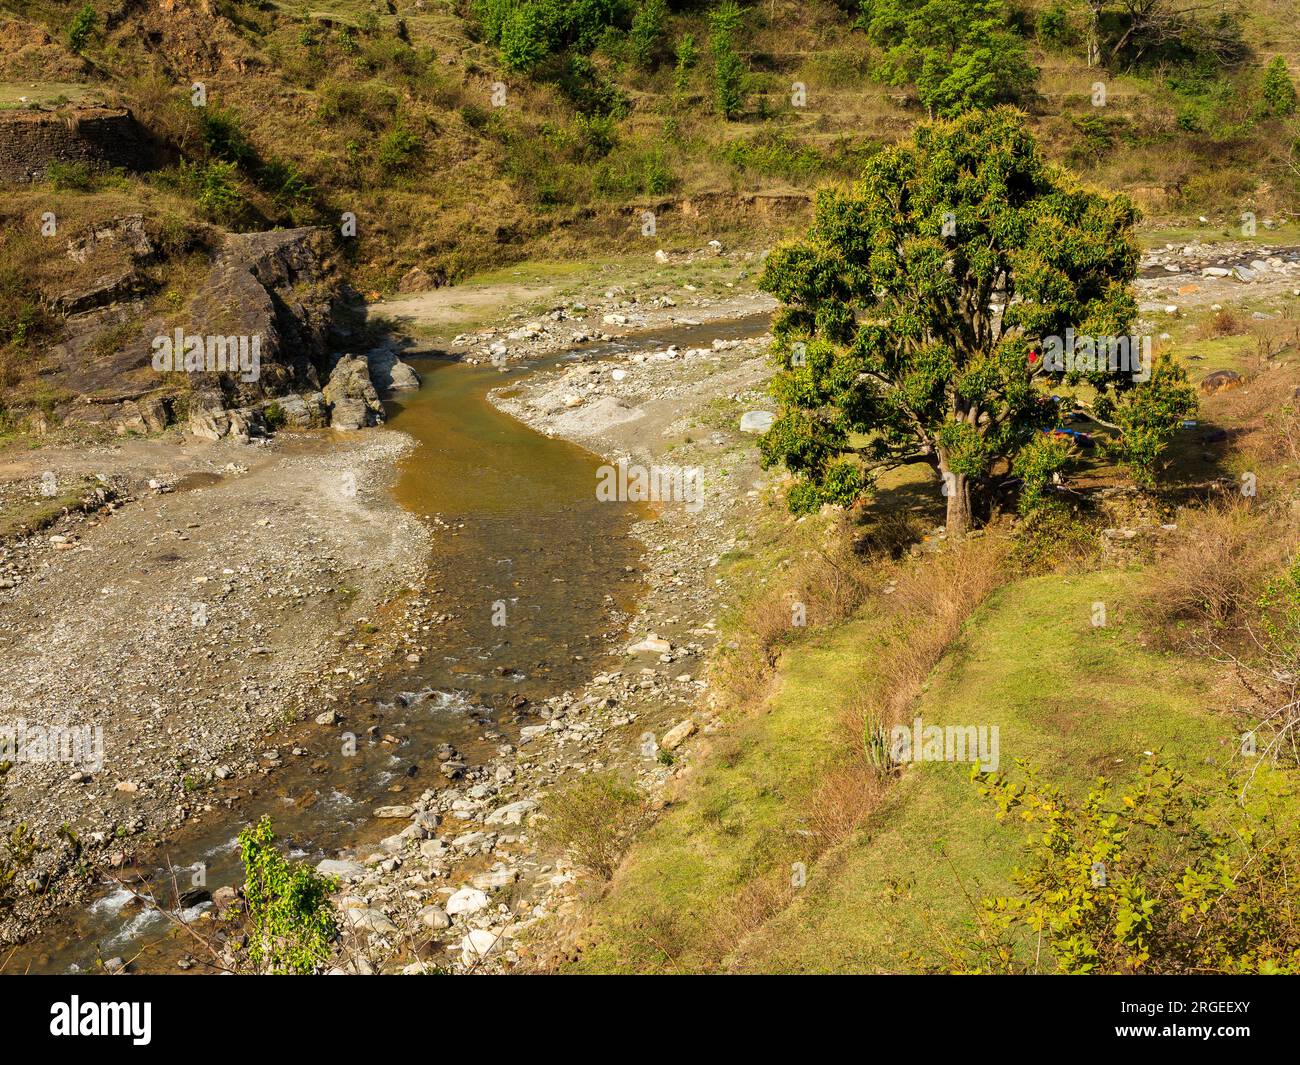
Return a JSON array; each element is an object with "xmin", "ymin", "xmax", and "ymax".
[
  {"xmin": 565, "ymin": 568, "xmax": 1235, "ymax": 974},
  {"xmin": 732, "ymin": 570, "xmax": 1231, "ymax": 973},
  {"xmin": 566, "ymin": 609, "xmax": 890, "ymax": 974}
]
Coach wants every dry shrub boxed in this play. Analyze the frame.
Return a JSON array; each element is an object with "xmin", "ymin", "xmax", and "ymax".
[
  {"xmin": 1201, "ymin": 307, "xmax": 1246, "ymax": 338},
  {"xmin": 1220, "ymin": 363, "xmax": 1300, "ymax": 467},
  {"xmin": 1141, "ymin": 498, "xmax": 1287, "ymax": 642},
  {"xmin": 537, "ymin": 772, "xmax": 646, "ymax": 881},
  {"xmin": 873, "ymin": 533, "xmax": 1011, "ymax": 727},
  {"xmin": 804, "ymin": 759, "xmax": 887, "ymax": 846}
]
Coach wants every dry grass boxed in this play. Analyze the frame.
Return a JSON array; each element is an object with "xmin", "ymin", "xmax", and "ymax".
[
  {"xmin": 846, "ymin": 533, "xmax": 1012, "ymax": 741},
  {"xmin": 1141, "ymin": 498, "xmax": 1289, "ymax": 642}
]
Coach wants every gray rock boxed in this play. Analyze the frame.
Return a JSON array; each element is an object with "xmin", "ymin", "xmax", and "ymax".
[{"xmin": 324, "ymin": 355, "xmax": 384, "ymax": 430}]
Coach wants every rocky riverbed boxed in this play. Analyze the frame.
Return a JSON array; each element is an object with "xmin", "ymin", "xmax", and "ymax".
[
  {"xmin": 286, "ymin": 309, "xmax": 782, "ymax": 974},
  {"xmin": 0, "ymin": 427, "xmax": 432, "ymax": 945}
]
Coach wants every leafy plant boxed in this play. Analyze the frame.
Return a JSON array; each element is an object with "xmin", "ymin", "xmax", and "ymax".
[
  {"xmin": 67, "ymin": 3, "xmax": 97, "ymax": 53},
  {"xmin": 857, "ymin": 0, "xmax": 1036, "ymax": 117},
  {"xmin": 709, "ymin": 1, "xmax": 746, "ymax": 119},
  {"xmin": 629, "ymin": 0, "xmax": 667, "ymax": 69},
  {"xmin": 237, "ymin": 817, "xmax": 338, "ymax": 974},
  {"xmin": 941, "ymin": 759, "xmax": 1300, "ymax": 974},
  {"xmin": 1261, "ymin": 56, "xmax": 1298, "ymax": 117}
]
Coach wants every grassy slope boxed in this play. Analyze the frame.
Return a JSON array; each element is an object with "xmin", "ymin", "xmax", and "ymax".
[
  {"xmin": 730, "ymin": 571, "xmax": 1230, "ymax": 973},
  {"xmin": 566, "ymin": 568, "xmax": 1231, "ymax": 974}
]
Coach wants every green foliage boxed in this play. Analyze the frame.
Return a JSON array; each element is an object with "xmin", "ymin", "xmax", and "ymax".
[
  {"xmin": 857, "ymin": 0, "xmax": 1036, "ymax": 116},
  {"xmin": 1011, "ymin": 433, "xmax": 1073, "ymax": 515},
  {"xmin": 167, "ymin": 160, "xmax": 244, "ymax": 222},
  {"xmin": 757, "ymin": 109, "xmax": 1144, "ymax": 527},
  {"xmin": 539, "ymin": 772, "xmax": 645, "ymax": 879},
  {"xmin": 45, "ymin": 161, "xmax": 96, "ymax": 191},
  {"xmin": 1035, "ymin": 2, "xmax": 1072, "ymax": 49},
  {"xmin": 1102, "ymin": 352, "xmax": 1198, "ymax": 486},
  {"xmin": 67, "ymin": 3, "xmax": 97, "ymax": 53},
  {"xmin": 474, "ymin": 0, "xmax": 630, "ymax": 72},
  {"xmin": 629, "ymin": 0, "xmax": 668, "ymax": 69},
  {"xmin": 237, "ymin": 817, "xmax": 338, "ymax": 974},
  {"xmin": 709, "ymin": 1, "xmax": 746, "ymax": 120},
  {"xmin": 674, "ymin": 33, "xmax": 697, "ymax": 94},
  {"xmin": 377, "ymin": 124, "xmax": 423, "ymax": 172},
  {"xmin": 200, "ymin": 107, "xmax": 256, "ymax": 166},
  {"xmin": 1261, "ymin": 56, "xmax": 1298, "ymax": 117},
  {"xmin": 946, "ymin": 760, "xmax": 1300, "ymax": 974}
]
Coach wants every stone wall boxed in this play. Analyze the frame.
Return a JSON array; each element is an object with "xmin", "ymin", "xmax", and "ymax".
[{"xmin": 0, "ymin": 107, "xmax": 156, "ymax": 183}]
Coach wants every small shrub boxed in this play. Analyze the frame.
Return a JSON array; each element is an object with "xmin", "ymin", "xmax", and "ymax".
[
  {"xmin": 941, "ymin": 760, "xmax": 1300, "ymax": 974},
  {"xmin": 539, "ymin": 772, "xmax": 645, "ymax": 879},
  {"xmin": 67, "ymin": 4, "xmax": 97, "ymax": 53},
  {"xmin": 1261, "ymin": 56, "xmax": 1297, "ymax": 117},
  {"xmin": 46, "ymin": 161, "xmax": 95, "ymax": 191},
  {"xmin": 1142, "ymin": 498, "xmax": 1283, "ymax": 640},
  {"xmin": 236, "ymin": 816, "xmax": 338, "ymax": 974}
]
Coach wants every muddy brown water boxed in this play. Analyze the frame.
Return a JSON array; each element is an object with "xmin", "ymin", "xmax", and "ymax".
[{"xmin": 7, "ymin": 312, "xmax": 771, "ymax": 974}]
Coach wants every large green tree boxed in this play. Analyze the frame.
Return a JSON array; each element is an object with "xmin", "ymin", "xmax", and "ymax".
[{"xmin": 758, "ymin": 108, "xmax": 1195, "ymax": 535}]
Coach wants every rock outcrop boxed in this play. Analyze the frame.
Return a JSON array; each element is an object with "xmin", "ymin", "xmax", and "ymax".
[
  {"xmin": 323, "ymin": 356, "xmax": 384, "ymax": 430},
  {"xmin": 365, "ymin": 344, "xmax": 421, "ymax": 395}
]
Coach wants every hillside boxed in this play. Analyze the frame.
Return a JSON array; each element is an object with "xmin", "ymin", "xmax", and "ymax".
[{"xmin": 2, "ymin": 0, "xmax": 1299, "ymax": 419}]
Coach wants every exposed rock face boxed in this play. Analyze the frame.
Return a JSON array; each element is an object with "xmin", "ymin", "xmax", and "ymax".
[
  {"xmin": 186, "ymin": 228, "xmax": 338, "ymax": 407},
  {"xmin": 266, "ymin": 391, "xmax": 329, "ymax": 429},
  {"xmin": 323, "ymin": 355, "xmax": 384, "ymax": 430}
]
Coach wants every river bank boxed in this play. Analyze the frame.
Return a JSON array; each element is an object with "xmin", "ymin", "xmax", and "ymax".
[{"xmin": 0, "ymin": 425, "xmax": 434, "ymax": 948}]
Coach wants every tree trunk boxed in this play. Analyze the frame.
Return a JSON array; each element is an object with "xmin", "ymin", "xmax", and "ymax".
[{"xmin": 943, "ymin": 469, "xmax": 971, "ymax": 538}]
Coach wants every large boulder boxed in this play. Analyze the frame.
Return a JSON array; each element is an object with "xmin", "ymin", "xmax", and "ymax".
[
  {"xmin": 366, "ymin": 345, "xmax": 421, "ymax": 395},
  {"xmin": 1200, "ymin": 369, "xmax": 1243, "ymax": 395},
  {"xmin": 323, "ymin": 355, "xmax": 384, "ymax": 430}
]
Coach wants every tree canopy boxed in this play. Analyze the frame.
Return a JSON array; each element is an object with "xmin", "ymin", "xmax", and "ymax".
[{"xmin": 757, "ymin": 107, "xmax": 1196, "ymax": 534}]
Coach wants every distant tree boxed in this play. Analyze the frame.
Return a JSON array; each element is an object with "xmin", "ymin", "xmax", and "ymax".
[
  {"xmin": 857, "ymin": 0, "xmax": 1037, "ymax": 117},
  {"xmin": 629, "ymin": 0, "xmax": 668, "ymax": 69},
  {"xmin": 474, "ymin": 0, "xmax": 629, "ymax": 73},
  {"xmin": 1262, "ymin": 56, "xmax": 1298, "ymax": 117},
  {"xmin": 1079, "ymin": 0, "xmax": 1245, "ymax": 71},
  {"xmin": 67, "ymin": 4, "xmax": 97, "ymax": 53},
  {"xmin": 709, "ymin": 1, "xmax": 746, "ymax": 120},
  {"xmin": 757, "ymin": 108, "xmax": 1195, "ymax": 533}
]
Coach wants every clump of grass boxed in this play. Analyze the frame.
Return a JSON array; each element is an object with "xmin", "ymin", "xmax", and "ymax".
[
  {"xmin": 1141, "ymin": 497, "xmax": 1286, "ymax": 642},
  {"xmin": 538, "ymin": 773, "xmax": 646, "ymax": 880}
]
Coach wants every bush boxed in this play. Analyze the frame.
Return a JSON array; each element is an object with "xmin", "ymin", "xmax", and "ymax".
[
  {"xmin": 67, "ymin": 4, "xmax": 97, "ymax": 53},
  {"xmin": 236, "ymin": 817, "xmax": 338, "ymax": 974},
  {"xmin": 1035, "ymin": 2, "xmax": 1071, "ymax": 49},
  {"xmin": 45, "ymin": 161, "xmax": 96, "ymax": 191},
  {"xmin": 377, "ymin": 124, "xmax": 423, "ymax": 172},
  {"xmin": 943, "ymin": 760, "xmax": 1300, "ymax": 974},
  {"xmin": 1142, "ymin": 498, "xmax": 1282, "ymax": 640},
  {"xmin": 538, "ymin": 772, "xmax": 645, "ymax": 879},
  {"xmin": 629, "ymin": 0, "xmax": 667, "ymax": 69},
  {"xmin": 859, "ymin": 0, "xmax": 1036, "ymax": 116},
  {"xmin": 1262, "ymin": 56, "xmax": 1298, "ymax": 117}
]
